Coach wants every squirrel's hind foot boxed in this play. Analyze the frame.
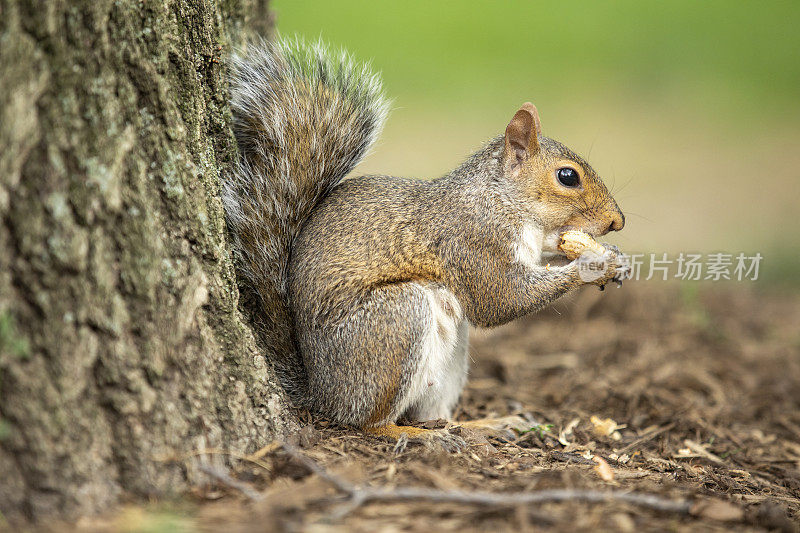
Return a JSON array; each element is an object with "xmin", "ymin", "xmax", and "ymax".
[
  {"xmin": 454, "ymin": 415, "xmax": 534, "ymax": 441},
  {"xmin": 363, "ymin": 423, "xmax": 466, "ymax": 453}
]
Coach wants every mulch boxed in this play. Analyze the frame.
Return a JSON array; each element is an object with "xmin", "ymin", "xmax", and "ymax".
[{"xmin": 87, "ymin": 283, "xmax": 800, "ymax": 532}]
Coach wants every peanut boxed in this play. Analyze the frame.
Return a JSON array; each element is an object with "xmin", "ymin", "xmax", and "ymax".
[{"xmin": 558, "ymin": 230, "xmax": 605, "ymax": 260}]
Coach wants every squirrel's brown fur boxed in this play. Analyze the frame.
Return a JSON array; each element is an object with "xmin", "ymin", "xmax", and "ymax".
[
  {"xmin": 223, "ymin": 38, "xmax": 389, "ymax": 402},
  {"xmin": 223, "ymin": 37, "xmax": 626, "ymax": 446}
]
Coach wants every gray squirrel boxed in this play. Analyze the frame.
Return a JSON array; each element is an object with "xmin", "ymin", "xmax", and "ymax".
[{"xmin": 222, "ymin": 37, "xmax": 626, "ymax": 449}]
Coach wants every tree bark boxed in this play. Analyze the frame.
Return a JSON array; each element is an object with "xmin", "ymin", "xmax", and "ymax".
[{"xmin": 0, "ymin": 0, "xmax": 295, "ymax": 523}]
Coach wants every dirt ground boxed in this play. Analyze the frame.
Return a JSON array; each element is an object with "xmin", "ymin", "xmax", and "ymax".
[{"xmin": 82, "ymin": 282, "xmax": 799, "ymax": 532}]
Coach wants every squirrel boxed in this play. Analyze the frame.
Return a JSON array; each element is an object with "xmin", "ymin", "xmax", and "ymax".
[{"xmin": 223, "ymin": 37, "xmax": 627, "ymax": 450}]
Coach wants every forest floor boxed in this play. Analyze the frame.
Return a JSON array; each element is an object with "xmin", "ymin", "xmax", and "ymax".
[{"xmin": 79, "ymin": 282, "xmax": 799, "ymax": 532}]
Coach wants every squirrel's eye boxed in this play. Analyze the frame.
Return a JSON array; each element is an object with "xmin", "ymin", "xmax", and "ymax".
[{"xmin": 556, "ymin": 167, "xmax": 580, "ymax": 188}]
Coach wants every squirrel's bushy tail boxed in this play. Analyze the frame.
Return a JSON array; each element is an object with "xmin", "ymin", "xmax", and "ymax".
[{"xmin": 222, "ymin": 37, "xmax": 389, "ymax": 403}]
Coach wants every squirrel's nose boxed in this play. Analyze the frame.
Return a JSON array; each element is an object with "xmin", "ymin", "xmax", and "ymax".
[{"xmin": 601, "ymin": 211, "xmax": 625, "ymax": 235}]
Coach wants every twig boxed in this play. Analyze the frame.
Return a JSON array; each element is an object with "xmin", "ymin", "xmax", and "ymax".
[
  {"xmin": 282, "ymin": 442, "xmax": 354, "ymax": 494},
  {"xmin": 280, "ymin": 442, "xmax": 692, "ymax": 519},
  {"xmin": 617, "ymin": 423, "xmax": 675, "ymax": 455},
  {"xmin": 777, "ymin": 416, "xmax": 800, "ymax": 442},
  {"xmin": 684, "ymin": 439, "xmax": 726, "ymax": 465},
  {"xmin": 160, "ymin": 447, "xmax": 273, "ymax": 472},
  {"xmin": 548, "ymin": 450, "xmax": 596, "ymax": 465},
  {"xmin": 199, "ymin": 464, "xmax": 262, "ymax": 502},
  {"xmin": 357, "ymin": 486, "xmax": 691, "ymax": 512},
  {"xmin": 247, "ymin": 440, "xmax": 282, "ymax": 462}
]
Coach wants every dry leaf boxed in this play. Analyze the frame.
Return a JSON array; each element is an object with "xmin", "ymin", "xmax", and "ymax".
[
  {"xmin": 558, "ymin": 418, "xmax": 580, "ymax": 446},
  {"xmin": 690, "ymin": 498, "xmax": 745, "ymax": 522},
  {"xmin": 590, "ymin": 415, "xmax": 625, "ymax": 440},
  {"xmin": 593, "ymin": 456, "xmax": 615, "ymax": 481},
  {"xmin": 610, "ymin": 512, "xmax": 635, "ymax": 532}
]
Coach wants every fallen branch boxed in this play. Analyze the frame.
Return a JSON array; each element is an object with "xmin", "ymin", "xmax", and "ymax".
[
  {"xmin": 199, "ymin": 464, "xmax": 262, "ymax": 502},
  {"xmin": 280, "ymin": 442, "xmax": 693, "ymax": 519}
]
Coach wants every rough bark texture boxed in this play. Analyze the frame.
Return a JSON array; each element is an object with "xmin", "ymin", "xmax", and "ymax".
[{"xmin": 0, "ymin": 0, "xmax": 295, "ymax": 523}]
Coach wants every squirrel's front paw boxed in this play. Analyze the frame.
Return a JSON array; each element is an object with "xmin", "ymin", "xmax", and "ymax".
[
  {"xmin": 560, "ymin": 231, "xmax": 629, "ymax": 289},
  {"xmin": 568, "ymin": 241, "xmax": 629, "ymax": 289},
  {"xmin": 594, "ymin": 243, "xmax": 630, "ymax": 289}
]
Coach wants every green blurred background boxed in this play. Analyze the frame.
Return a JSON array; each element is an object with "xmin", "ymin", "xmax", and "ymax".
[{"xmin": 271, "ymin": 0, "xmax": 800, "ymax": 284}]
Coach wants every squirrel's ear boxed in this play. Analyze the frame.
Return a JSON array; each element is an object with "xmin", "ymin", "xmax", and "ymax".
[{"xmin": 504, "ymin": 102, "xmax": 542, "ymax": 171}]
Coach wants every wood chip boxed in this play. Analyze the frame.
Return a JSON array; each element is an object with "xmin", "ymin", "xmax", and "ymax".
[{"xmin": 593, "ymin": 456, "xmax": 615, "ymax": 481}]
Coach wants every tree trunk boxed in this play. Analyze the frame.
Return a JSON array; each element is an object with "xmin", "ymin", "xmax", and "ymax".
[{"xmin": 0, "ymin": 0, "xmax": 296, "ymax": 523}]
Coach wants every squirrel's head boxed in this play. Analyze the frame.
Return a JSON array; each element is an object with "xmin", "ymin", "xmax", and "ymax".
[{"xmin": 501, "ymin": 102, "xmax": 624, "ymax": 243}]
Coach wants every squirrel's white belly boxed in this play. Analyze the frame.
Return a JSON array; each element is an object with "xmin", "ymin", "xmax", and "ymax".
[
  {"xmin": 400, "ymin": 285, "xmax": 469, "ymax": 421},
  {"xmin": 514, "ymin": 223, "xmax": 545, "ymax": 269}
]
